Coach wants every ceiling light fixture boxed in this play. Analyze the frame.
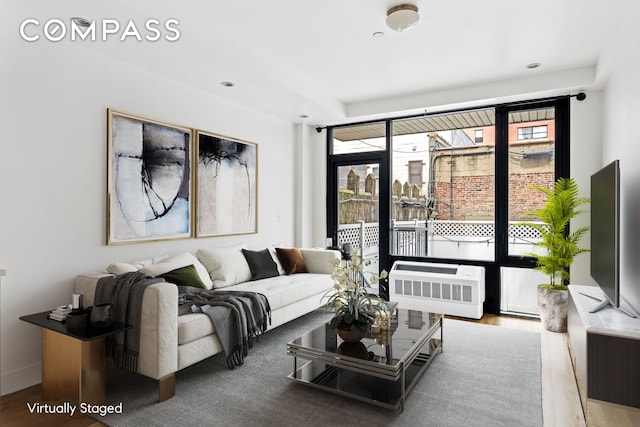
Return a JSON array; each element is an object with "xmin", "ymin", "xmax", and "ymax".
[
  {"xmin": 526, "ymin": 62, "xmax": 541, "ymax": 69},
  {"xmin": 220, "ymin": 81, "xmax": 235, "ymax": 87},
  {"xmin": 386, "ymin": 4, "xmax": 420, "ymax": 32}
]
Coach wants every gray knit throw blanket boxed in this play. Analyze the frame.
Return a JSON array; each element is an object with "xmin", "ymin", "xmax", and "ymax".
[
  {"xmin": 177, "ymin": 287, "xmax": 271, "ymax": 369},
  {"xmin": 95, "ymin": 271, "xmax": 166, "ymax": 372}
]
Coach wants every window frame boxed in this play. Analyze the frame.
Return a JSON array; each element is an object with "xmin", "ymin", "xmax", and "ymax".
[{"xmin": 326, "ymin": 96, "xmax": 570, "ymax": 315}]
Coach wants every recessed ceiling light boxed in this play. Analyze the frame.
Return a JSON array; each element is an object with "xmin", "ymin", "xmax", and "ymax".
[
  {"xmin": 526, "ymin": 62, "xmax": 541, "ymax": 69},
  {"xmin": 298, "ymin": 114, "xmax": 309, "ymax": 119},
  {"xmin": 71, "ymin": 17, "xmax": 91, "ymax": 28},
  {"xmin": 372, "ymin": 31, "xmax": 385, "ymax": 38},
  {"xmin": 220, "ymin": 81, "xmax": 235, "ymax": 87}
]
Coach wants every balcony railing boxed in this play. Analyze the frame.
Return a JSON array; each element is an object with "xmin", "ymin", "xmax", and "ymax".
[{"xmin": 337, "ymin": 219, "xmax": 543, "ymax": 258}]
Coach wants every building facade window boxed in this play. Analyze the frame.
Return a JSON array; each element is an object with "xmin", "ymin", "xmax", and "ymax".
[
  {"xmin": 408, "ymin": 160, "xmax": 423, "ymax": 185},
  {"xmin": 517, "ymin": 125, "xmax": 548, "ymax": 140},
  {"xmin": 475, "ymin": 129, "xmax": 484, "ymax": 143}
]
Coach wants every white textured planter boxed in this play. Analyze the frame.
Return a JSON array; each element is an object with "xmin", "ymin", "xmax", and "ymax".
[{"xmin": 537, "ymin": 285, "xmax": 569, "ymax": 332}]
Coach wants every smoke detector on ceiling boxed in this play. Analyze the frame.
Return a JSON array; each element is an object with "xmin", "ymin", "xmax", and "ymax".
[{"xmin": 386, "ymin": 4, "xmax": 420, "ymax": 32}]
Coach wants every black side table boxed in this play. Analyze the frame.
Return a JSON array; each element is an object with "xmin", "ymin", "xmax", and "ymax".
[{"xmin": 20, "ymin": 311, "xmax": 130, "ymax": 404}]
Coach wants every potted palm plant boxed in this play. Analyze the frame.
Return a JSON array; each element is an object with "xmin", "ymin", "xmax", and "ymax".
[{"xmin": 521, "ymin": 177, "xmax": 590, "ymax": 332}]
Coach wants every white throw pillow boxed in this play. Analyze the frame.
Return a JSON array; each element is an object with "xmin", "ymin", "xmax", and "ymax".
[
  {"xmin": 142, "ymin": 252, "xmax": 214, "ymax": 290},
  {"xmin": 196, "ymin": 244, "xmax": 252, "ymax": 288},
  {"xmin": 132, "ymin": 255, "xmax": 170, "ymax": 269},
  {"xmin": 106, "ymin": 262, "xmax": 139, "ymax": 275},
  {"xmin": 106, "ymin": 255, "xmax": 170, "ymax": 275}
]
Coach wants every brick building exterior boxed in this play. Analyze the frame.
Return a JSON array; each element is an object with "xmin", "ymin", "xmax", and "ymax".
[{"xmin": 433, "ymin": 140, "xmax": 554, "ymax": 221}]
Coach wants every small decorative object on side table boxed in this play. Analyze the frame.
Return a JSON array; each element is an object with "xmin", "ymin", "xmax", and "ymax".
[
  {"xmin": 90, "ymin": 303, "xmax": 113, "ymax": 328},
  {"xmin": 20, "ymin": 310, "xmax": 130, "ymax": 404}
]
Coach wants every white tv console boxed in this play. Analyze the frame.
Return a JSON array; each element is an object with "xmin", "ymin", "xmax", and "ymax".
[{"xmin": 567, "ymin": 285, "xmax": 640, "ymax": 412}]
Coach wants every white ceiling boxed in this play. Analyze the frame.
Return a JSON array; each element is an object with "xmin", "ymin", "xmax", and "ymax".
[{"xmin": 67, "ymin": 0, "xmax": 634, "ymax": 125}]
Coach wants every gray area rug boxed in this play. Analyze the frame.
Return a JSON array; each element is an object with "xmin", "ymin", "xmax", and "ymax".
[{"xmin": 95, "ymin": 310, "xmax": 542, "ymax": 427}]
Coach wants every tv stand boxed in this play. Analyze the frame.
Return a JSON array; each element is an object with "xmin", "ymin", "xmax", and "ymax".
[
  {"xmin": 568, "ymin": 285, "xmax": 640, "ymax": 413},
  {"xmin": 582, "ymin": 293, "xmax": 638, "ymax": 318}
]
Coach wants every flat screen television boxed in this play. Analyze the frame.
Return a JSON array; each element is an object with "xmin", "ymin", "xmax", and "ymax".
[{"xmin": 589, "ymin": 159, "xmax": 628, "ymax": 314}]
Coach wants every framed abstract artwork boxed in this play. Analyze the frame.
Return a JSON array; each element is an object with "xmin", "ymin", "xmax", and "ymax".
[
  {"xmin": 196, "ymin": 130, "xmax": 257, "ymax": 237},
  {"xmin": 107, "ymin": 109, "xmax": 193, "ymax": 244}
]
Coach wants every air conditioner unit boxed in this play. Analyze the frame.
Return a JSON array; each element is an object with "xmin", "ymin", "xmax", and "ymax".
[{"xmin": 388, "ymin": 261, "xmax": 485, "ymax": 319}]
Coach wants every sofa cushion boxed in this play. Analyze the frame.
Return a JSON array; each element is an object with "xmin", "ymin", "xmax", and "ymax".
[
  {"xmin": 160, "ymin": 264, "xmax": 207, "ymax": 289},
  {"xmin": 225, "ymin": 273, "xmax": 333, "ymax": 311},
  {"xmin": 249, "ymin": 243, "xmax": 285, "ymax": 275},
  {"xmin": 242, "ymin": 249, "xmax": 279, "ymax": 280},
  {"xmin": 268, "ymin": 247, "xmax": 286, "ymax": 275},
  {"xmin": 142, "ymin": 252, "xmax": 214, "ymax": 290},
  {"xmin": 178, "ymin": 313, "xmax": 215, "ymax": 345},
  {"xmin": 106, "ymin": 262, "xmax": 138, "ymax": 275},
  {"xmin": 275, "ymin": 247, "xmax": 308, "ymax": 275},
  {"xmin": 106, "ymin": 255, "xmax": 170, "ymax": 275},
  {"xmin": 197, "ymin": 244, "xmax": 252, "ymax": 288},
  {"xmin": 300, "ymin": 249, "xmax": 340, "ymax": 274}
]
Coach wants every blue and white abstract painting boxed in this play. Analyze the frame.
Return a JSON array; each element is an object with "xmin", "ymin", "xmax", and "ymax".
[
  {"xmin": 196, "ymin": 131, "xmax": 257, "ymax": 237},
  {"xmin": 108, "ymin": 110, "xmax": 192, "ymax": 244}
]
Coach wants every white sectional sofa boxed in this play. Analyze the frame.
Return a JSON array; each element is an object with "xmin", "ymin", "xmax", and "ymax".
[{"xmin": 74, "ymin": 245, "xmax": 340, "ymax": 401}]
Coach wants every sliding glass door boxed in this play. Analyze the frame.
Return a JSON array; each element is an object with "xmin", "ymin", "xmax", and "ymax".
[{"xmin": 328, "ymin": 123, "xmax": 389, "ymax": 296}]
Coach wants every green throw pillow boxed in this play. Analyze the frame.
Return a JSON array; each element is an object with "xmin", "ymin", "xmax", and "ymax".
[{"xmin": 159, "ymin": 264, "xmax": 207, "ymax": 289}]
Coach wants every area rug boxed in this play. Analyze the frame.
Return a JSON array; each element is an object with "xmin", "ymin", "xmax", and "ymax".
[{"xmin": 94, "ymin": 310, "xmax": 542, "ymax": 427}]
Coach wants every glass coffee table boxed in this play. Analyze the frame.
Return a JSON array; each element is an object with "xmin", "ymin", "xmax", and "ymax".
[{"xmin": 287, "ymin": 308, "xmax": 443, "ymax": 411}]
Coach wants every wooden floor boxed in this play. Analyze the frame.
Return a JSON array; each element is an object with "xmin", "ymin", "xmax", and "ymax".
[
  {"xmin": 1, "ymin": 314, "xmax": 632, "ymax": 427},
  {"xmin": 0, "ymin": 383, "xmax": 104, "ymax": 427}
]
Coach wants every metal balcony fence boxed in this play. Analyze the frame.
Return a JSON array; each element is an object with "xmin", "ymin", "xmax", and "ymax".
[{"xmin": 337, "ymin": 220, "xmax": 543, "ymax": 258}]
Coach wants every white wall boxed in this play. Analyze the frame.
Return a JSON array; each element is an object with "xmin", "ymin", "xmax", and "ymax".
[
  {"xmin": 0, "ymin": 13, "xmax": 295, "ymax": 394},
  {"xmin": 569, "ymin": 91, "xmax": 602, "ymax": 286},
  {"xmin": 311, "ymin": 129, "xmax": 329, "ymax": 248},
  {"xmin": 601, "ymin": 9, "xmax": 640, "ymax": 314}
]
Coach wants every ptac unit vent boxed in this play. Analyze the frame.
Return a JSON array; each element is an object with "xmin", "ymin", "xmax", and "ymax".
[{"xmin": 389, "ymin": 261, "xmax": 485, "ymax": 319}]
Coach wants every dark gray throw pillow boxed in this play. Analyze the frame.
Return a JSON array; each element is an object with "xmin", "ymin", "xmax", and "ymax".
[{"xmin": 242, "ymin": 249, "xmax": 279, "ymax": 280}]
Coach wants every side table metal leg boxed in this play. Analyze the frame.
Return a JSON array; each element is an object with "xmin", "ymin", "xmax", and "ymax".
[
  {"xmin": 41, "ymin": 329, "xmax": 80, "ymax": 401},
  {"xmin": 41, "ymin": 329, "xmax": 106, "ymax": 404},
  {"xmin": 79, "ymin": 338, "xmax": 106, "ymax": 404}
]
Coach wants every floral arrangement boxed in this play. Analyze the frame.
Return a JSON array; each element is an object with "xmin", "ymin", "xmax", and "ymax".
[{"xmin": 324, "ymin": 251, "xmax": 389, "ymax": 334}]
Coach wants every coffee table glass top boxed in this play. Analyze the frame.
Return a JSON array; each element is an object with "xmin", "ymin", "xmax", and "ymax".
[{"xmin": 289, "ymin": 309, "xmax": 442, "ymax": 371}]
